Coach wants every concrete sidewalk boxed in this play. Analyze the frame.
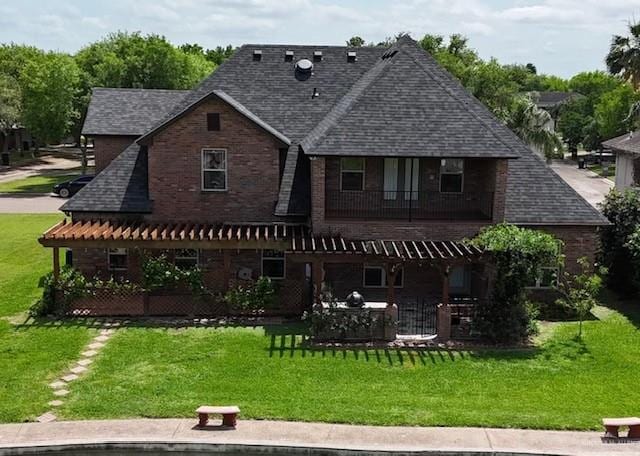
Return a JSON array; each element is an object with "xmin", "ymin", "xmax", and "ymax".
[
  {"xmin": 0, "ymin": 193, "xmax": 63, "ymax": 213},
  {"xmin": 0, "ymin": 419, "xmax": 638, "ymax": 455},
  {"xmin": 0, "ymin": 155, "xmax": 83, "ymax": 184}
]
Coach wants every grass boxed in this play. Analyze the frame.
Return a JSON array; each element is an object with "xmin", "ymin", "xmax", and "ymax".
[
  {"xmin": 588, "ymin": 164, "xmax": 615, "ymax": 181},
  {"xmin": 0, "ymin": 173, "xmax": 80, "ymax": 193},
  {"xmin": 0, "ymin": 214, "xmax": 62, "ymax": 317},
  {"xmin": 59, "ymin": 303, "xmax": 640, "ymax": 430},
  {"xmin": 0, "ymin": 214, "xmax": 92, "ymax": 422}
]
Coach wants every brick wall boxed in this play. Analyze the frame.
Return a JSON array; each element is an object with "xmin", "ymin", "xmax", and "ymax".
[
  {"xmin": 530, "ymin": 225, "xmax": 600, "ymax": 275},
  {"xmin": 147, "ymin": 97, "xmax": 286, "ymax": 223},
  {"xmin": 92, "ymin": 135, "xmax": 138, "ymax": 174}
]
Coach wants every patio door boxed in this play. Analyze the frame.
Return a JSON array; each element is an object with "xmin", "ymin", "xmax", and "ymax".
[{"xmin": 384, "ymin": 158, "xmax": 419, "ymax": 201}]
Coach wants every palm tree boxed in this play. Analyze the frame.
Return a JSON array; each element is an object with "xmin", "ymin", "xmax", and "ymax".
[
  {"xmin": 606, "ymin": 21, "xmax": 640, "ymax": 89},
  {"xmin": 506, "ymin": 96, "xmax": 562, "ymax": 161}
]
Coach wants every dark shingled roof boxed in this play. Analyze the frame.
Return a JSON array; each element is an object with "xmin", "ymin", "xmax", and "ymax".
[
  {"xmin": 82, "ymin": 88, "xmax": 188, "ymax": 136},
  {"xmin": 61, "ymin": 143, "xmax": 151, "ymax": 213},
  {"xmin": 71, "ymin": 38, "xmax": 607, "ymax": 225},
  {"xmin": 603, "ymin": 131, "xmax": 640, "ymax": 155},
  {"xmin": 528, "ymin": 91, "xmax": 582, "ymax": 109}
]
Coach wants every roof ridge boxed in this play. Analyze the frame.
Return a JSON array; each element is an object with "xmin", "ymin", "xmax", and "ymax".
[{"xmin": 91, "ymin": 87, "xmax": 189, "ymax": 93}]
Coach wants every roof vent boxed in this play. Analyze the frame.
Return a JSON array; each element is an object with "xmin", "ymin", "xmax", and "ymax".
[
  {"xmin": 285, "ymin": 50, "xmax": 294, "ymax": 62},
  {"xmin": 295, "ymin": 58, "xmax": 313, "ymax": 73},
  {"xmin": 313, "ymin": 51, "xmax": 323, "ymax": 62},
  {"xmin": 311, "ymin": 87, "xmax": 320, "ymax": 99},
  {"xmin": 253, "ymin": 50, "xmax": 262, "ymax": 61},
  {"xmin": 347, "ymin": 51, "xmax": 357, "ymax": 62}
]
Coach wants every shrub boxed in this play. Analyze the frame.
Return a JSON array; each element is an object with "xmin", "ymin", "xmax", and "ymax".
[
  {"xmin": 600, "ymin": 189, "xmax": 640, "ymax": 295},
  {"xmin": 141, "ymin": 254, "xmax": 205, "ymax": 294},
  {"xmin": 224, "ymin": 276, "xmax": 277, "ymax": 313},
  {"xmin": 302, "ymin": 303, "xmax": 386, "ymax": 340},
  {"xmin": 471, "ymin": 224, "xmax": 561, "ymax": 344}
]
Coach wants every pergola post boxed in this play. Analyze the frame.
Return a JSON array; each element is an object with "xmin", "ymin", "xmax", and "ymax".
[
  {"xmin": 52, "ymin": 247, "xmax": 60, "ymax": 282},
  {"xmin": 384, "ymin": 262, "xmax": 399, "ymax": 341},
  {"xmin": 312, "ymin": 258, "xmax": 323, "ymax": 306},
  {"xmin": 223, "ymin": 250, "xmax": 231, "ymax": 291},
  {"xmin": 437, "ymin": 264, "xmax": 452, "ymax": 341}
]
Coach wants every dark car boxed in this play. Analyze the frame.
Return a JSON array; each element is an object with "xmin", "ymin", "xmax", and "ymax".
[{"xmin": 53, "ymin": 175, "xmax": 94, "ymax": 198}]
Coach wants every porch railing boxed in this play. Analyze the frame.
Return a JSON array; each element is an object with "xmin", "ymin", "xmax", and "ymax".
[{"xmin": 325, "ymin": 190, "xmax": 494, "ymax": 221}]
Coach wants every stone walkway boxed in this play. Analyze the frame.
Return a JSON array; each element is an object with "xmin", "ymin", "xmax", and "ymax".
[
  {"xmin": 38, "ymin": 323, "xmax": 119, "ymax": 423},
  {"xmin": 1, "ymin": 418, "xmax": 639, "ymax": 455}
]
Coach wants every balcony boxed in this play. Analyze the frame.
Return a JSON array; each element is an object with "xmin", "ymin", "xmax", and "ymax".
[{"xmin": 325, "ymin": 190, "xmax": 494, "ymax": 221}]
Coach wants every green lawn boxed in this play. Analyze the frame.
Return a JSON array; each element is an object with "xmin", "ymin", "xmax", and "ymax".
[
  {"xmin": 59, "ymin": 304, "xmax": 640, "ymax": 430},
  {"xmin": 588, "ymin": 164, "xmax": 615, "ymax": 182},
  {"xmin": 0, "ymin": 173, "xmax": 80, "ymax": 193},
  {"xmin": 0, "ymin": 214, "xmax": 93, "ymax": 422}
]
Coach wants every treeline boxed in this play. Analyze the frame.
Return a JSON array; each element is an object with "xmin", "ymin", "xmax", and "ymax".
[{"xmin": 0, "ymin": 32, "xmax": 234, "ymax": 151}]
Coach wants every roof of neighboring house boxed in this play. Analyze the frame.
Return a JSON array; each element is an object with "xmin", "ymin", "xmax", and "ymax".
[
  {"xmin": 603, "ymin": 131, "xmax": 640, "ymax": 155},
  {"xmin": 528, "ymin": 91, "xmax": 582, "ymax": 109},
  {"xmin": 67, "ymin": 38, "xmax": 608, "ymax": 226},
  {"xmin": 61, "ymin": 142, "xmax": 151, "ymax": 213},
  {"xmin": 82, "ymin": 88, "xmax": 188, "ymax": 136}
]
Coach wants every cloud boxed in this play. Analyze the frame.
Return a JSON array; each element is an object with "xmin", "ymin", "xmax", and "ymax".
[{"xmin": 81, "ymin": 16, "xmax": 109, "ymax": 29}]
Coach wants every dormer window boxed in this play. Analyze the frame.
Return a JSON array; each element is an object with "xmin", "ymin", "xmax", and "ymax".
[{"xmin": 207, "ymin": 113, "xmax": 220, "ymax": 131}]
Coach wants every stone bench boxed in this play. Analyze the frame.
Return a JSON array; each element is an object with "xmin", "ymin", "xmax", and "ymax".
[
  {"xmin": 602, "ymin": 417, "xmax": 640, "ymax": 439},
  {"xmin": 196, "ymin": 405, "xmax": 240, "ymax": 428}
]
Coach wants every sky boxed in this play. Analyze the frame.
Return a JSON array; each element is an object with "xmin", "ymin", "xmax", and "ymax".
[{"xmin": 1, "ymin": 0, "xmax": 640, "ymax": 78}]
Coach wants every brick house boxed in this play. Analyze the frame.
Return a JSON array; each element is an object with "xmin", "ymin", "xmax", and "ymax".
[{"xmin": 39, "ymin": 37, "xmax": 607, "ymax": 338}]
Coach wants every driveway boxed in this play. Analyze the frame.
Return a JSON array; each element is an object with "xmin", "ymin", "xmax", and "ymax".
[
  {"xmin": 0, "ymin": 154, "xmax": 83, "ymax": 184},
  {"xmin": 0, "ymin": 193, "xmax": 64, "ymax": 213},
  {"xmin": 550, "ymin": 160, "xmax": 614, "ymax": 209}
]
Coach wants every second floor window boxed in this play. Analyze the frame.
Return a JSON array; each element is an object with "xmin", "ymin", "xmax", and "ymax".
[
  {"xmin": 202, "ymin": 149, "xmax": 227, "ymax": 191},
  {"xmin": 440, "ymin": 158, "xmax": 464, "ymax": 193},
  {"xmin": 340, "ymin": 157, "xmax": 365, "ymax": 191}
]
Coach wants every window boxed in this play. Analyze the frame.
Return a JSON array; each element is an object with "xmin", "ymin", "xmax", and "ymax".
[
  {"xmin": 403, "ymin": 158, "xmax": 419, "ymax": 200},
  {"xmin": 175, "ymin": 249, "xmax": 199, "ymax": 269},
  {"xmin": 202, "ymin": 149, "xmax": 227, "ymax": 191},
  {"xmin": 107, "ymin": 248, "xmax": 127, "ymax": 272},
  {"xmin": 449, "ymin": 265, "xmax": 470, "ymax": 295},
  {"xmin": 363, "ymin": 265, "xmax": 403, "ymax": 288},
  {"xmin": 340, "ymin": 157, "xmax": 365, "ymax": 191},
  {"xmin": 528, "ymin": 266, "xmax": 559, "ymax": 289},
  {"xmin": 207, "ymin": 113, "xmax": 220, "ymax": 131},
  {"xmin": 262, "ymin": 250, "xmax": 285, "ymax": 279},
  {"xmin": 440, "ymin": 158, "xmax": 464, "ymax": 193}
]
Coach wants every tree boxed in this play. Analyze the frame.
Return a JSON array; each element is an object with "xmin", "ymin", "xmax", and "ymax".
[
  {"xmin": 20, "ymin": 53, "xmax": 80, "ymax": 149},
  {"xmin": 568, "ymin": 71, "xmax": 622, "ymax": 110},
  {"xmin": 606, "ymin": 21, "xmax": 640, "ymax": 89},
  {"xmin": 594, "ymin": 83, "xmax": 639, "ymax": 140},
  {"xmin": 204, "ymin": 45, "xmax": 235, "ymax": 65},
  {"xmin": 346, "ymin": 36, "xmax": 365, "ymax": 47},
  {"xmin": 600, "ymin": 189, "xmax": 640, "ymax": 295},
  {"xmin": 471, "ymin": 224, "xmax": 561, "ymax": 344},
  {"xmin": 506, "ymin": 96, "xmax": 562, "ymax": 159},
  {"xmin": 0, "ymin": 74, "xmax": 21, "ymax": 155},
  {"xmin": 75, "ymin": 32, "xmax": 214, "ymax": 89},
  {"xmin": 557, "ymin": 98, "xmax": 591, "ymax": 156},
  {"xmin": 555, "ymin": 258, "xmax": 605, "ymax": 338}
]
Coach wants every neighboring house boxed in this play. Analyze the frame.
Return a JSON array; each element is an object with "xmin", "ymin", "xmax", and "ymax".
[
  {"xmin": 529, "ymin": 91, "xmax": 582, "ymax": 132},
  {"xmin": 603, "ymin": 131, "xmax": 640, "ymax": 189},
  {"xmin": 39, "ymin": 37, "xmax": 607, "ymax": 338},
  {"xmin": 82, "ymin": 88, "xmax": 188, "ymax": 173}
]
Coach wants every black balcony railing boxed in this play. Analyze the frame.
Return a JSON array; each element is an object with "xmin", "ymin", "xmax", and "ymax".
[{"xmin": 325, "ymin": 190, "xmax": 494, "ymax": 221}]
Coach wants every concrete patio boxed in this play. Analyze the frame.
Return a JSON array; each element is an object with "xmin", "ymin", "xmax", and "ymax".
[{"xmin": 0, "ymin": 418, "xmax": 639, "ymax": 455}]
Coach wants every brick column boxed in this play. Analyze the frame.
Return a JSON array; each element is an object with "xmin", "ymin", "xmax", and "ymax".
[
  {"xmin": 492, "ymin": 159, "xmax": 509, "ymax": 223},
  {"xmin": 310, "ymin": 157, "xmax": 326, "ymax": 234}
]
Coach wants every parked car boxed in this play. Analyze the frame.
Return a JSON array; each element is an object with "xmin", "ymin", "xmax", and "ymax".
[{"xmin": 53, "ymin": 175, "xmax": 94, "ymax": 198}]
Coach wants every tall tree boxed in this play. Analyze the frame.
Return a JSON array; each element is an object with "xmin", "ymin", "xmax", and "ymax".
[
  {"xmin": 594, "ymin": 83, "xmax": 640, "ymax": 139},
  {"xmin": 557, "ymin": 98, "xmax": 591, "ymax": 156},
  {"xmin": 20, "ymin": 53, "xmax": 80, "ymax": 149},
  {"xmin": 606, "ymin": 21, "xmax": 640, "ymax": 89},
  {"xmin": 506, "ymin": 96, "xmax": 562, "ymax": 159},
  {"xmin": 0, "ymin": 74, "xmax": 21, "ymax": 156}
]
